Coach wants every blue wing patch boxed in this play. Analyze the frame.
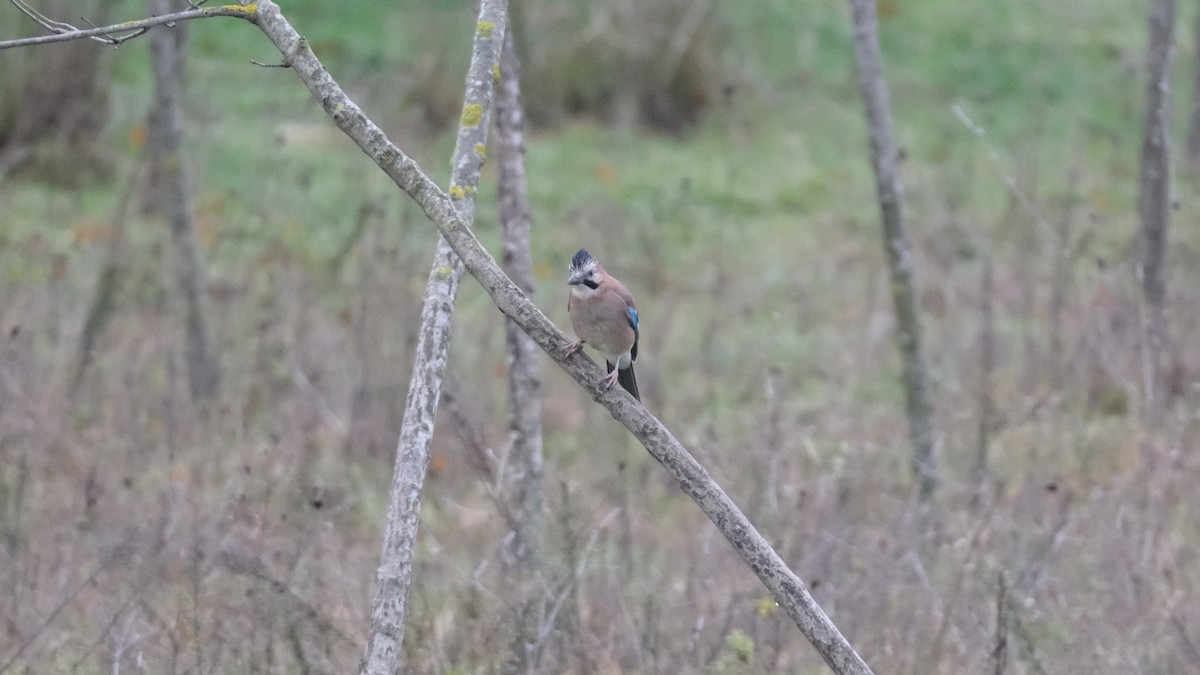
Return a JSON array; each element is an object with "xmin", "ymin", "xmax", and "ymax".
[{"xmin": 626, "ymin": 306, "xmax": 640, "ymax": 361}]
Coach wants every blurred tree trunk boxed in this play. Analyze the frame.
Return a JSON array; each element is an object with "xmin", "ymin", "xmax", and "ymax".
[
  {"xmin": 73, "ymin": 152, "xmax": 147, "ymax": 391},
  {"xmin": 1136, "ymin": 0, "xmax": 1176, "ymax": 415},
  {"xmin": 495, "ymin": 27, "xmax": 545, "ymax": 672},
  {"xmin": 359, "ymin": 2, "xmax": 508, "ymax": 673},
  {"xmin": 0, "ymin": 0, "xmax": 117, "ymax": 180},
  {"xmin": 1185, "ymin": 6, "xmax": 1200, "ymax": 172},
  {"xmin": 496, "ymin": 27, "xmax": 544, "ymax": 575},
  {"xmin": 848, "ymin": 0, "xmax": 937, "ymax": 499},
  {"xmin": 148, "ymin": 0, "xmax": 219, "ymax": 402}
]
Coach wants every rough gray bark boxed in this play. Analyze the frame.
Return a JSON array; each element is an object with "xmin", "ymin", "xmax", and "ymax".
[
  {"xmin": 249, "ymin": 5, "xmax": 872, "ymax": 671},
  {"xmin": 495, "ymin": 26, "xmax": 543, "ymax": 573},
  {"xmin": 352, "ymin": 1, "xmax": 508, "ymax": 673},
  {"xmin": 848, "ymin": 0, "xmax": 937, "ymax": 500},
  {"xmin": 1137, "ymin": 0, "xmax": 1176, "ymax": 415},
  {"xmin": 149, "ymin": 0, "xmax": 219, "ymax": 401}
]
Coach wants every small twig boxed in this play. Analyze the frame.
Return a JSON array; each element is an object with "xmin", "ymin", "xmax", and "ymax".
[
  {"xmin": 923, "ymin": 503, "xmax": 996, "ymax": 670},
  {"xmin": 11, "ymin": 0, "xmax": 79, "ymax": 35},
  {"xmin": 952, "ymin": 103, "xmax": 1055, "ymax": 242},
  {"xmin": 992, "ymin": 570, "xmax": 1008, "ymax": 675},
  {"xmin": 290, "ymin": 358, "xmax": 348, "ymax": 439},
  {"xmin": 0, "ymin": 542, "xmax": 131, "ymax": 672},
  {"xmin": 12, "ymin": 0, "xmax": 146, "ymax": 45},
  {"xmin": 1006, "ymin": 596, "xmax": 1049, "ymax": 675},
  {"xmin": 0, "ymin": 2, "xmax": 256, "ymax": 50},
  {"xmin": 975, "ymin": 253, "xmax": 996, "ymax": 484},
  {"xmin": 1172, "ymin": 613, "xmax": 1200, "ymax": 663},
  {"xmin": 217, "ymin": 549, "xmax": 359, "ymax": 648},
  {"xmin": 66, "ymin": 597, "xmax": 136, "ymax": 673},
  {"xmin": 250, "ymin": 58, "xmax": 290, "ymax": 68},
  {"xmin": 533, "ymin": 507, "xmax": 621, "ymax": 649},
  {"xmin": 75, "ymin": 12, "xmax": 150, "ymax": 45},
  {"xmin": 442, "ymin": 388, "xmax": 520, "ymax": 531}
]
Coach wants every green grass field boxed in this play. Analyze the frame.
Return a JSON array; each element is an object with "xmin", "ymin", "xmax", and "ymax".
[{"xmin": 2, "ymin": 0, "xmax": 1199, "ymax": 672}]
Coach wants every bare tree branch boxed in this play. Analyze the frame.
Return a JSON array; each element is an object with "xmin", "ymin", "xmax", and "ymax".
[
  {"xmin": 8, "ymin": 0, "xmax": 144, "ymax": 44},
  {"xmin": 9, "ymin": 0, "xmax": 145, "ymax": 45},
  {"xmin": 0, "ymin": 2, "xmax": 254, "ymax": 50}
]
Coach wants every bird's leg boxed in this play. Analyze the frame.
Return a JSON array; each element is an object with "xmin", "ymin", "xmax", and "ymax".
[
  {"xmin": 565, "ymin": 340, "xmax": 585, "ymax": 358},
  {"xmin": 600, "ymin": 365, "xmax": 620, "ymax": 390}
]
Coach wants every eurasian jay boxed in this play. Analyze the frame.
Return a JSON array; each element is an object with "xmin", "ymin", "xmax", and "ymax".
[{"xmin": 566, "ymin": 248, "xmax": 640, "ymax": 401}]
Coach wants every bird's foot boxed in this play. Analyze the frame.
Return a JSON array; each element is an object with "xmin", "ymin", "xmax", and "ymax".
[
  {"xmin": 565, "ymin": 340, "xmax": 585, "ymax": 358},
  {"xmin": 600, "ymin": 367, "xmax": 620, "ymax": 391}
]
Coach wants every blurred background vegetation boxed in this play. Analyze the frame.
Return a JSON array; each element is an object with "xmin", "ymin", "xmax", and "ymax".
[{"xmin": 2, "ymin": 0, "xmax": 1199, "ymax": 672}]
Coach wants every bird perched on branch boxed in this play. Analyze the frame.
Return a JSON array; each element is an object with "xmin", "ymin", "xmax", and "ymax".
[{"xmin": 566, "ymin": 248, "xmax": 640, "ymax": 401}]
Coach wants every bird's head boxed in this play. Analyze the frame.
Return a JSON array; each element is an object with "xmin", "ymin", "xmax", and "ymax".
[{"xmin": 567, "ymin": 248, "xmax": 602, "ymax": 290}]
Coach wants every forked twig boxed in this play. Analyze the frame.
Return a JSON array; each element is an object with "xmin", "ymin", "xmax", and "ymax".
[
  {"xmin": 0, "ymin": 1, "xmax": 256, "ymax": 50},
  {"xmin": 11, "ymin": 0, "xmax": 146, "ymax": 45}
]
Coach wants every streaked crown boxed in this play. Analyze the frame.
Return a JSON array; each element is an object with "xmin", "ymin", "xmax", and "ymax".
[{"xmin": 570, "ymin": 248, "xmax": 596, "ymax": 273}]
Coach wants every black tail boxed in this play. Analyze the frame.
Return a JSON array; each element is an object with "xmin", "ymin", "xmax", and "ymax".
[{"xmin": 608, "ymin": 360, "xmax": 640, "ymax": 401}]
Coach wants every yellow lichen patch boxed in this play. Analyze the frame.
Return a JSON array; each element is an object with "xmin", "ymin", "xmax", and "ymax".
[
  {"xmin": 449, "ymin": 185, "xmax": 466, "ymax": 199},
  {"xmin": 222, "ymin": 2, "xmax": 256, "ymax": 15},
  {"xmin": 460, "ymin": 104, "xmax": 483, "ymax": 127},
  {"xmin": 474, "ymin": 143, "xmax": 486, "ymax": 158},
  {"xmin": 476, "ymin": 20, "xmax": 495, "ymax": 37},
  {"xmin": 435, "ymin": 266, "xmax": 455, "ymax": 279},
  {"xmin": 491, "ymin": 63, "xmax": 502, "ymax": 83}
]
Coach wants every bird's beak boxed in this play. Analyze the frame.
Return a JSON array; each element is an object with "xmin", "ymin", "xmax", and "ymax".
[{"xmin": 567, "ymin": 272, "xmax": 584, "ymax": 286}]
